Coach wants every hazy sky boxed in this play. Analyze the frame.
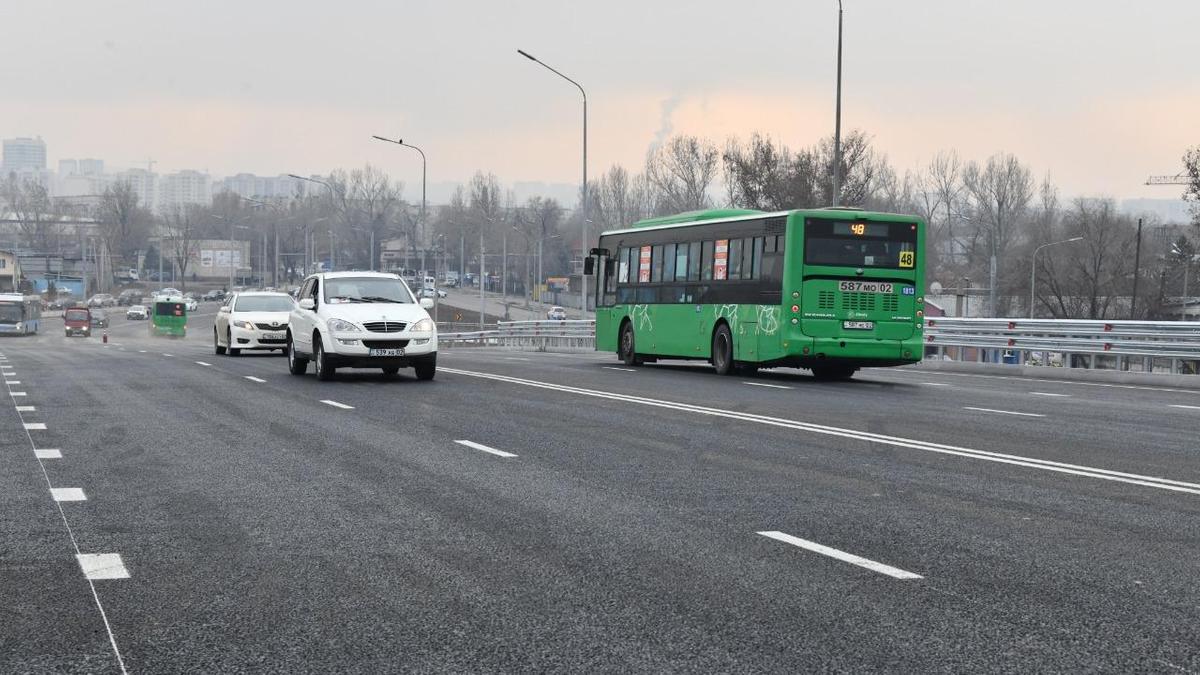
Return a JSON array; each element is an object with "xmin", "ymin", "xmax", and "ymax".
[{"xmin": 3, "ymin": 0, "xmax": 1196, "ymax": 203}]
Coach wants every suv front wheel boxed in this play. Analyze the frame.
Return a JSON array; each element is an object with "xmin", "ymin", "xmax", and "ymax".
[
  {"xmin": 413, "ymin": 354, "xmax": 436, "ymax": 381},
  {"xmin": 314, "ymin": 336, "xmax": 336, "ymax": 381},
  {"xmin": 287, "ymin": 334, "xmax": 309, "ymax": 375}
]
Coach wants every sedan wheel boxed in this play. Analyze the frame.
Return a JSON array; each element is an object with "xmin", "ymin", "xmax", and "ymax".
[{"xmin": 214, "ymin": 328, "xmax": 226, "ymax": 355}]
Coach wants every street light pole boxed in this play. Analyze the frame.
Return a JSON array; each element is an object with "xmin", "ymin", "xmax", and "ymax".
[
  {"xmin": 517, "ymin": 48, "xmax": 588, "ymax": 317},
  {"xmin": 287, "ymin": 174, "xmax": 337, "ymax": 272},
  {"xmin": 831, "ymin": 0, "xmax": 844, "ymax": 207},
  {"xmin": 1029, "ymin": 237, "xmax": 1084, "ymax": 318}
]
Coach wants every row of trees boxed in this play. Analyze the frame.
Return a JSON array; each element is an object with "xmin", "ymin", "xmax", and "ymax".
[{"xmin": 4, "ymin": 137, "xmax": 1198, "ymax": 316}]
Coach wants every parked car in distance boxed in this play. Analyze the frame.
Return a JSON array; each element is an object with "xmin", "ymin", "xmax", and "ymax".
[
  {"xmin": 90, "ymin": 309, "xmax": 110, "ymax": 328},
  {"xmin": 286, "ymin": 272, "xmax": 437, "ymax": 381},
  {"xmin": 64, "ymin": 307, "xmax": 92, "ymax": 337},
  {"xmin": 547, "ymin": 306, "xmax": 567, "ymax": 321},
  {"xmin": 126, "ymin": 304, "xmax": 149, "ymax": 320},
  {"xmin": 214, "ymin": 291, "xmax": 295, "ymax": 356}
]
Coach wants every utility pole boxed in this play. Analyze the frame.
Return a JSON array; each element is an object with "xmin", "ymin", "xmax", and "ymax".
[
  {"xmin": 831, "ymin": 0, "xmax": 844, "ymax": 207},
  {"xmin": 479, "ymin": 228, "xmax": 485, "ymax": 330},
  {"xmin": 1130, "ymin": 218, "xmax": 1143, "ymax": 319}
]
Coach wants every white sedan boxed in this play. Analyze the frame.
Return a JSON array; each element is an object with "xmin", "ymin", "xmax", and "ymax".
[{"xmin": 214, "ymin": 291, "xmax": 295, "ymax": 355}]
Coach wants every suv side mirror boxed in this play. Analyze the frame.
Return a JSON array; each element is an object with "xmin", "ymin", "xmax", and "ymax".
[
  {"xmin": 419, "ymin": 297, "xmax": 435, "ymax": 310},
  {"xmin": 298, "ymin": 298, "xmax": 315, "ymax": 311},
  {"xmin": 218, "ymin": 306, "xmax": 230, "ymax": 313}
]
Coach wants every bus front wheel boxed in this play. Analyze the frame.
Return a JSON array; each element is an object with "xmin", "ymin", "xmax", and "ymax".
[
  {"xmin": 711, "ymin": 324, "xmax": 735, "ymax": 376},
  {"xmin": 619, "ymin": 322, "xmax": 642, "ymax": 366}
]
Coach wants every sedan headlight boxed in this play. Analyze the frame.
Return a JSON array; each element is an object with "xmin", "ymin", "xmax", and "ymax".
[
  {"xmin": 232, "ymin": 319, "xmax": 256, "ymax": 330},
  {"xmin": 410, "ymin": 318, "xmax": 434, "ymax": 332},
  {"xmin": 327, "ymin": 318, "xmax": 361, "ymax": 332}
]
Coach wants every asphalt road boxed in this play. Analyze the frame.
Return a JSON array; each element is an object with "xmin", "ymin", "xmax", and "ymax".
[{"xmin": 2, "ymin": 310, "xmax": 1199, "ymax": 673}]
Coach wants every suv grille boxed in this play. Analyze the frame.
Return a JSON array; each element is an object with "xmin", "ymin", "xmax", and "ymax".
[
  {"xmin": 362, "ymin": 321, "xmax": 408, "ymax": 333},
  {"xmin": 255, "ymin": 322, "xmax": 287, "ymax": 330},
  {"xmin": 363, "ymin": 339, "xmax": 410, "ymax": 349}
]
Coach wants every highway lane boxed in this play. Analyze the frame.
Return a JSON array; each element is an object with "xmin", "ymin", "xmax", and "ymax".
[{"xmin": 2, "ymin": 316, "xmax": 1199, "ymax": 672}]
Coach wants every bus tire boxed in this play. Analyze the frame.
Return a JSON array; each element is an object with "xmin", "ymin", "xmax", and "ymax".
[
  {"xmin": 711, "ymin": 323, "xmax": 735, "ymax": 376},
  {"xmin": 214, "ymin": 328, "xmax": 226, "ymax": 355},
  {"xmin": 227, "ymin": 329, "xmax": 240, "ymax": 356},
  {"xmin": 812, "ymin": 366, "xmax": 857, "ymax": 381},
  {"xmin": 287, "ymin": 334, "xmax": 309, "ymax": 375},
  {"xmin": 619, "ymin": 321, "xmax": 642, "ymax": 366},
  {"xmin": 314, "ymin": 335, "xmax": 336, "ymax": 381}
]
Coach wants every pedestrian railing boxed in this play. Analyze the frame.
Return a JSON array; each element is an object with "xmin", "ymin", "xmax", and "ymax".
[
  {"xmin": 924, "ymin": 317, "xmax": 1200, "ymax": 373},
  {"xmin": 440, "ymin": 320, "xmax": 595, "ymax": 350}
]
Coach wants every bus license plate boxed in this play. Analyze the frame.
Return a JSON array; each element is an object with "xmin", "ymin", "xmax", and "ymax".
[
  {"xmin": 843, "ymin": 321, "xmax": 874, "ymax": 330},
  {"xmin": 263, "ymin": 332, "xmax": 285, "ymax": 340},
  {"xmin": 369, "ymin": 348, "xmax": 405, "ymax": 357},
  {"xmin": 838, "ymin": 281, "xmax": 893, "ymax": 294}
]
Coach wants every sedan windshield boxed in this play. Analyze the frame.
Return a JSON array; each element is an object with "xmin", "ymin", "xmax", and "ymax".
[
  {"xmin": 235, "ymin": 295, "xmax": 295, "ymax": 312},
  {"xmin": 324, "ymin": 277, "xmax": 413, "ymax": 304}
]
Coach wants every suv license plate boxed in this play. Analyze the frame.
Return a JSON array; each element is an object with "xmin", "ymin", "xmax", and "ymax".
[
  {"xmin": 843, "ymin": 321, "xmax": 874, "ymax": 330},
  {"xmin": 369, "ymin": 348, "xmax": 405, "ymax": 357},
  {"xmin": 838, "ymin": 281, "xmax": 894, "ymax": 294}
]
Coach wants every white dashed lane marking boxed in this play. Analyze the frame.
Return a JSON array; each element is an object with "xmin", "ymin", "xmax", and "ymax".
[
  {"xmin": 245, "ymin": 376, "xmax": 266, "ymax": 383},
  {"xmin": 602, "ymin": 367, "xmax": 637, "ymax": 372},
  {"xmin": 1030, "ymin": 392, "xmax": 1070, "ymax": 397},
  {"xmin": 963, "ymin": 406, "xmax": 1046, "ymax": 418},
  {"xmin": 757, "ymin": 531, "xmax": 923, "ymax": 580},
  {"xmin": 23, "ymin": 422, "xmax": 44, "ymax": 429},
  {"xmin": 11, "ymin": 391, "xmax": 27, "ymax": 397},
  {"xmin": 320, "ymin": 400, "xmax": 355, "ymax": 410},
  {"xmin": 1170, "ymin": 404, "xmax": 1200, "ymax": 411},
  {"xmin": 35, "ymin": 449, "xmax": 62, "ymax": 459},
  {"xmin": 195, "ymin": 361, "xmax": 212, "ymax": 367},
  {"xmin": 16, "ymin": 405, "xmax": 35, "ymax": 411},
  {"xmin": 51, "ymin": 488, "xmax": 87, "ymax": 502},
  {"xmin": 743, "ymin": 382, "xmax": 793, "ymax": 390},
  {"xmin": 455, "ymin": 440, "xmax": 518, "ymax": 458},
  {"xmin": 76, "ymin": 554, "xmax": 130, "ymax": 580}
]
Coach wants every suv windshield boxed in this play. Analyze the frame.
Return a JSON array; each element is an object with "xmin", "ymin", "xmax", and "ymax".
[
  {"xmin": 323, "ymin": 277, "xmax": 413, "ymax": 304},
  {"xmin": 235, "ymin": 295, "xmax": 295, "ymax": 312}
]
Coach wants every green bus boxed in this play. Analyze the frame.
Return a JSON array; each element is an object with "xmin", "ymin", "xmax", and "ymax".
[
  {"xmin": 151, "ymin": 296, "xmax": 188, "ymax": 337},
  {"xmin": 590, "ymin": 208, "xmax": 925, "ymax": 380}
]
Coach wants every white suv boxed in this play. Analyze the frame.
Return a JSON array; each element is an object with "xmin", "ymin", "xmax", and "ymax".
[{"xmin": 286, "ymin": 272, "xmax": 438, "ymax": 381}]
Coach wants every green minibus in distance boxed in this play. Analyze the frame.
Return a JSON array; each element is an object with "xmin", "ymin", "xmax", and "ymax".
[
  {"xmin": 150, "ymin": 295, "xmax": 188, "ymax": 337},
  {"xmin": 590, "ymin": 208, "xmax": 925, "ymax": 380}
]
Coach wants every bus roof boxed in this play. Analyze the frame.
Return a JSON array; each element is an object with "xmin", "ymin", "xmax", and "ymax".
[{"xmin": 600, "ymin": 207, "xmax": 919, "ymax": 238}]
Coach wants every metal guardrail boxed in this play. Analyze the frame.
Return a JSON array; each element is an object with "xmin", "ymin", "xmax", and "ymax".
[
  {"xmin": 924, "ymin": 317, "xmax": 1200, "ymax": 371},
  {"xmin": 441, "ymin": 319, "xmax": 595, "ymax": 350}
]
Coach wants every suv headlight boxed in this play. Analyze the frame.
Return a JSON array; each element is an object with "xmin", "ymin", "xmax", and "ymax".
[
  {"xmin": 410, "ymin": 318, "xmax": 434, "ymax": 332},
  {"xmin": 232, "ymin": 319, "xmax": 256, "ymax": 330},
  {"xmin": 327, "ymin": 318, "xmax": 361, "ymax": 332}
]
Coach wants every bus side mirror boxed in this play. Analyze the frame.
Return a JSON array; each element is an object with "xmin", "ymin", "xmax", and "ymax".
[{"xmin": 583, "ymin": 257, "xmax": 595, "ymax": 275}]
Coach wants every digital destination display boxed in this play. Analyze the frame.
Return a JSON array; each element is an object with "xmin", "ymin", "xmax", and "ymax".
[{"xmin": 833, "ymin": 222, "xmax": 889, "ymax": 237}]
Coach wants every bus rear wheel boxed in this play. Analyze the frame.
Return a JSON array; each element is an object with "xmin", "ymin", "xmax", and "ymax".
[
  {"xmin": 711, "ymin": 324, "xmax": 735, "ymax": 376},
  {"xmin": 812, "ymin": 366, "xmax": 857, "ymax": 381},
  {"xmin": 619, "ymin": 322, "xmax": 642, "ymax": 366}
]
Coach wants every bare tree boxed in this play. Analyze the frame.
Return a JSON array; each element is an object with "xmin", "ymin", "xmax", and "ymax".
[
  {"xmin": 1038, "ymin": 198, "xmax": 1135, "ymax": 319},
  {"xmin": 1184, "ymin": 146, "xmax": 1200, "ymax": 225},
  {"xmin": 589, "ymin": 165, "xmax": 653, "ymax": 231},
  {"xmin": 644, "ymin": 135, "xmax": 719, "ymax": 215},
  {"xmin": 1, "ymin": 176, "xmax": 58, "ymax": 252},
  {"xmin": 963, "ymin": 153, "xmax": 1035, "ymax": 315},
  {"xmin": 161, "ymin": 204, "xmax": 207, "ymax": 291}
]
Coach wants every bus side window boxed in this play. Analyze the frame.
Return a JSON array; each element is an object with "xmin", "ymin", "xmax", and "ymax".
[
  {"xmin": 651, "ymin": 245, "xmax": 664, "ymax": 282},
  {"xmin": 617, "ymin": 247, "xmax": 630, "ymax": 283},
  {"xmin": 701, "ymin": 241, "xmax": 714, "ymax": 280},
  {"xmin": 749, "ymin": 237, "xmax": 762, "ymax": 279},
  {"xmin": 662, "ymin": 243, "xmax": 676, "ymax": 281},
  {"xmin": 687, "ymin": 242, "xmax": 701, "ymax": 280},
  {"xmin": 728, "ymin": 239, "xmax": 743, "ymax": 280}
]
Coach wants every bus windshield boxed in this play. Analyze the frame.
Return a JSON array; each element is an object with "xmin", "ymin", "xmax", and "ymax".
[
  {"xmin": 0, "ymin": 304, "xmax": 22, "ymax": 322},
  {"xmin": 804, "ymin": 218, "xmax": 917, "ymax": 269}
]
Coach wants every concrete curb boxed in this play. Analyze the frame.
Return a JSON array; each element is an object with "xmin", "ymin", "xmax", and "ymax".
[{"xmin": 908, "ymin": 359, "xmax": 1200, "ymax": 390}]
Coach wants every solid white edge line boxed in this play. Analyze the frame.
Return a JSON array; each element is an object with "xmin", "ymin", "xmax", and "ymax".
[
  {"xmin": 245, "ymin": 376, "xmax": 266, "ymax": 383},
  {"xmin": 320, "ymin": 399, "xmax": 355, "ymax": 410},
  {"xmin": 439, "ymin": 367, "xmax": 1200, "ymax": 495},
  {"xmin": 455, "ymin": 439, "xmax": 518, "ymax": 458},
  {"xmin": 743, "ymin": 382, "xmax": 793, "ymax": 389},
  {"xmin": 757, "ymin": 531, "xmax": 923, "ymax": 580},
  {"xmin": 963, "ymin": 406, "xmax": 1046, "ymax": 418}
]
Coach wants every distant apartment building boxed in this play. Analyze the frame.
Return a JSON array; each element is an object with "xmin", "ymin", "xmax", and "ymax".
[
  {"xmin": 218, "ymin": 173, "xmax": 304, "ymax": 199},
  {"xmin": 113, "ymin": 168, "xmax": 159, "ymax": 211},
  {"xmin": 57, "ymin": 158, "xmax": 110, "ymax": 197},
  {"xmin": 2, "ymin": 136, "xmax": 47, "ymax": 172},
  {"xmin": 160, "ymin": 170, "xmax": 212, "ymax": 211}
]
